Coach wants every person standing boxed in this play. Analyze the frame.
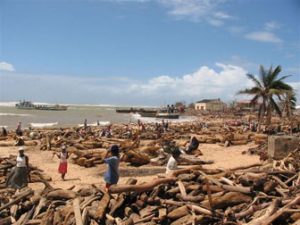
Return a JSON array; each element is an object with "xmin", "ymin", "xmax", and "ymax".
[
  {"xmin": 84, "ymin": 119, "xmax": 88, "ymax": 130},
  {"xmin": 103, "ymin": 145, "xmax": 120, "ymax": 191},
  {"xmin": 16, "ymin": 122, "xmax": 23, "ymax": 136},
  {"xmin": 6, "ymin": 147, "xmax": 30, "ymax": 189},
  {"xmin": 54, "ymin": 145, "xmax": 69, "ymax": 180}
]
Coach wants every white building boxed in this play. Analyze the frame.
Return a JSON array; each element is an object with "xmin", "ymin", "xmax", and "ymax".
[{"xmin": 195, "ymin": 98, "xmax": 226, "ymax": 111}]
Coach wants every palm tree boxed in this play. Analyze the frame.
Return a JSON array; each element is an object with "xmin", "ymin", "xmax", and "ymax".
[
  {"xmin": 281, "ymin": 91, "xmax": 297, "ymax": 119},
  {"xmin": 238, "ymin": 65, "xmax": 294, "ymax": 124}
]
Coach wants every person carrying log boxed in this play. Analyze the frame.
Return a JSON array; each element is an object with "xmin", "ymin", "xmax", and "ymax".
[
  {"xmin": 103, "ymin": 145, "xmax": 120, "ymax": 191},
  {"xmin": 53, "ymin": 145, "xmax": 69, "ymax": 180},
  {"xmin": 6, "ymin": 147, "xmax": 31, "ymax": 189}
]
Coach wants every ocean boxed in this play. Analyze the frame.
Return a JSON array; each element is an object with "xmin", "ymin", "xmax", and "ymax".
[{"xmin": 0, "ymin": 102, "xmax": 197, "ymax": 130}]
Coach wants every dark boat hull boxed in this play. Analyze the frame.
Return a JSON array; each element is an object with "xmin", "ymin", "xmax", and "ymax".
[{"xmin": 139, "ymin": 111, "xmax": 157, "ymax": 117}]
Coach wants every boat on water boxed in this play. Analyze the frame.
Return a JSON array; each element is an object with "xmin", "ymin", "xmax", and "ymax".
[
  {"xmin": 156, "ymin": 112, "xmax": 180, "ymax": 119},
  {"xmin": 116, "ymin": 107, "xmax": 158, "ymax": 114},
  {"xmin": 139, "ymin": 111, "xmax": 157, "ymax": 117},
  {"xmin": 15, "ymin": 100, "xmax": 68, "ymax": 111},
  {"xmin": 155, "ymin": 108, "xmax": 180, "ymax": 119},
  {"xmin": 138, "ymin": 108, "xmax": 180, "ymax": 119}
]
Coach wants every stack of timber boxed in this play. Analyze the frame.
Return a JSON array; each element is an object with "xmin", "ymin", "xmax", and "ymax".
[{"xmin": 1, "ymin": 148, "xmax": 299, "ymax": 225}]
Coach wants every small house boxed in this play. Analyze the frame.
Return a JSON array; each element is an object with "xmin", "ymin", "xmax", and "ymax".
[{"xmin": 195, "ymin": 98, "xmax": 226, "ymax": 111}]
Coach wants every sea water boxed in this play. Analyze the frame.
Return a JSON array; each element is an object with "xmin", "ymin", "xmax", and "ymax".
[{"xmin": 0, "ymin": 102, "xmax": 197, "ymax": 130}]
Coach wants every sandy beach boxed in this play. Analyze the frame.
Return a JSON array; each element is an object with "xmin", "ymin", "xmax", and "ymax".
[{"xmin": 0, "ymin": 142, "xmax": 260, "ymax": 190}]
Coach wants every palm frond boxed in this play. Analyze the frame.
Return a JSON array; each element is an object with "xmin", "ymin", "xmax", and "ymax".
[
  {"xmin": 238, "ymin": 87, "xmax": 261, "ymax": 95},
  {"xmin": 259, "ymin": 65, "xmax": 268, "ymax": 87},
  {"xmin": 250, "ymin": 95, "xmax": 260, "ymax": 106},
  {"xmin": 246, "ymin": 74, "xmax": 262, "ymax": 88},
  {"xmin": 270, "ymin": 97, "xmax": 282, "ymax": 117},
  {"xmin": 277, "ymin": 74, "xmax": 291, "ymax": 82},
  {"xmin": 267, "ymin": 65, "xmax": 282, "ymax": 83}
]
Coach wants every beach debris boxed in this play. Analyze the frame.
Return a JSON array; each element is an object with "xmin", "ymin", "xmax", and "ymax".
[{"xmin": 0, "ymin": 148, "xmax": 299, "ymax": 224}]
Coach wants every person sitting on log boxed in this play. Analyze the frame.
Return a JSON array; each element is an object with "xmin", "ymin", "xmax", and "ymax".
[
  {"xmin": 6, "ymin": 147, "xmax": 31, "ymax": 189},
  {"xmin": 166, "ymin": 147, "xmax": 181, "ymax": 174},
  {"xmin": 53, "ymin": 145, "xmax": 69, "ymax": 180},
  {"xmin": 103, "ymin": 145, "xmax": 120, "ymax": 191}
]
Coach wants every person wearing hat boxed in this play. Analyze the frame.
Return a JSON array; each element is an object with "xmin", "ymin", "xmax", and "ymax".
[
  {"xmin": 103, "ymin": 145, "xmax": 120, "ymax": 191},
  {"xmin": 6, "ymin": 147, "xmax": 30, "ymax": 189},
  {"xmin": 53, "ymin": 145, "xmax": 69, "ymax": 180}
]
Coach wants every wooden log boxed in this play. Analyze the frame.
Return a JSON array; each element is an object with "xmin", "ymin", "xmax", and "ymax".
[
  {"xmin": 33, "ymin": 197, "xmax": 47, "ymax": 219},
  {"xmin": 201, "ymin": 192, "xmax": 252, "ymax": 209},
  {"xmin": 235, "ymin": 202, "xmax": 270, "ymax": 219},
  {"xmin": 73, "ymin": 198, "xmax": 83, "ymax": 225},
  {"xmin": 167, "ymin": 205, "xmax": 189, "ymax": 220},
  {"xmin": 244, "ymin": 199, "xmax": 279, "ymax": 225},
  {"xmin": 171, "ymin": 165, "xmax": 203, "ymax": 177},
  {"xmin": 170, "ymin": 215, "xmax": 204, "ymax": 225},
  {"xmin": 19, "ymin": 205, "xmax": 35, "ymax": 225},
  {"xmin": 259, "ymin": 196, "xmax": 300, "ymax": 225},
  {"xmin": 0, "ymin": 217, "xmax": 12, "ymax": 225},
  {"xmin": 292, "ymin": 219, "xmax": 300, "ymax": 225},
  {"xmin": 109, "ymin": 178, "xmax": 137, "ymax": 215},
  {"xmin": 0, "ymin": 189, "xmax": 33, "ymax": 212},
  {"xmin": 88, "ymin": 191, "xmax": 110, "ymax": 220},
  {"xmin": 109, "ymin": 177, "xmax": 176, "ymax": 194},
  {"xmin": 188, "ymin": 204, "xmax": 213, "ymax": 216},
  {"xmin": 47, "ymin": 189, "xmax": 76, "ymax": 200},
  {"xmin": 158, "ymin": 208, "xmax": 167, "ymax": 221},
  {"xmin": 25, "ymin": 219, "xmax": 41, "ymax": 225}
]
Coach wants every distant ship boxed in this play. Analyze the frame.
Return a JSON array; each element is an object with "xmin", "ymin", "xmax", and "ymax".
[{"xmin": 15, "ymin": 100, "xmax": 68, "ymax": 111}]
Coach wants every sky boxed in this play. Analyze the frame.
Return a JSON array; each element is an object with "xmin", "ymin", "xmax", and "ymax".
[{"xmin": 0, "ymin": 0, "xmax": 299, "ymax": 106}]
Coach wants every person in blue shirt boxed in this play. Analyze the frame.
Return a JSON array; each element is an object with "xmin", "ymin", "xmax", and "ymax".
[{"xmin": 104, "ymin": 145, "xmax": 120, "ymax": 191}]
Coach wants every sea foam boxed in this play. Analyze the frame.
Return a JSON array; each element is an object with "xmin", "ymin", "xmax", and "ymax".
[
  {"xmin": 0, "ymin": 113, "xmax": 33, "ymax": 117},
  {"xmin": 78, "ymin": 121, "xmax": 111, "ymax": 127},
  {"xmin": 132, "ymin": 113, "xmax": 198, "ymax": 123},
  {"xmin": 30, "ymin": 122, "xmax": 58, "ymax": 128}
]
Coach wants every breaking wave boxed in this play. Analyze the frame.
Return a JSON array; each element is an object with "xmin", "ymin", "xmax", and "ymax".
[
  {"xmin": 0, "ymin": 113, "xmax": 33, "ymax": 117},
  {"xmin": 78, "ymin": 121, "xmax": 111, "ymax": 127}
]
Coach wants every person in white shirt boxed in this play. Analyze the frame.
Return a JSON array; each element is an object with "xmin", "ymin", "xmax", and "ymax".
[
  {"xmin": 6, "ymin": 147, "xmax": 30, "ymax": 189},
  {"xmin": 166, "ymin": 148, "xmax": 181, "ymax": 174}
]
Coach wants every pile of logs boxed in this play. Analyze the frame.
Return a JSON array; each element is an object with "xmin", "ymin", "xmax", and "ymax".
[{"xmin": 1, "ymin": 149, "xmax": 299, "ymax": 225}]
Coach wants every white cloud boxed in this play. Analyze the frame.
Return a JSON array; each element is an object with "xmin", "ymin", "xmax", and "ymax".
[
  {"xmin": 207, "ymin": 18, "xmax": 224, "ymax": 26},
  {"xmin": 244, "ymin": 31, "xmax": 282, "ymax": 43},
  {"xmin": 288, "ymin": 82, "xmax": 300, "ymax": 103},
  {"xmin": 129, "ymin": 63, "xmax": 250, "ymax": 102},
  {"xmin": 264, "ymin": 21, "xmax": 280, "ymax": 31},
  {"xmin": 214, "ymin": 11, "xmax": 231, "ymax": 19},
  {"xmin": 0, "ymin": 63, "xmax": 251, "ymax": 105},
  {"xmin": 158, "ymin": 0, "xmax": 231, "ymax": 25},
  {"xmin": 0, "ymin": 61, "xmax": 15, "ymax": 72},
  {"xmin": 223, "ymin": 55, "xmax": 257, "ymax": 71},
  {"xmin": 2, "ymin": 64, "xmax": 298, "ymax": 105}
]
